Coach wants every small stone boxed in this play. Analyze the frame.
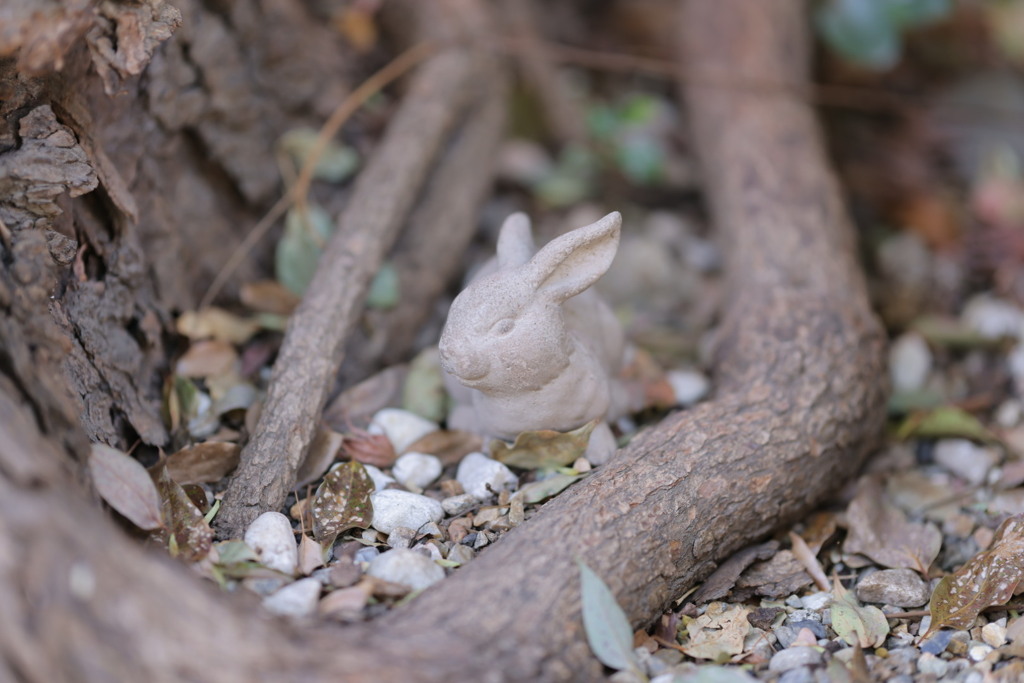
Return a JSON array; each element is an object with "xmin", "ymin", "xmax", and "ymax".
[
  {"xmin": 363, "ymin": 464, "xmax": 396, "ymax": 492},
  {"xmin": 441, "ymin": 493, "xmax": 477, "ymax": 517},
  {"xmin": 856, "ymin": 569, "xmax": 930, "ymax": 608},
  {"xmin": 473, "ymin": 529, "xmax": 493, "ymax": 549},
  {"xmin": 773, "ymin": 625, "xmax": 799, "ymax": 649},
  {"xmin": 982, "ymin": 622, "xmax": 1007, "ymax": 648},
  {"xmin": 996, "ymin": 400, "xmax": 1022, "ymax": 428},
  {"xmin": 419, "ymin": 521, "xmax": 442, "ymax": 538},
  {"xmin": 262, "ymin": 577, "xmax": 322, "ymax": 618},
  {"xmin": 353, "ymin": 546, "xmax": 379, "ymax": 565},
  {"xmin": 968, "ymin": 643, "xmax": 993, "ymax": 662},
  {"xmin": 391, "ymin": 452, "xmax": 442, "ymax": 490},
  {"xmin": 456, "ymin": 452, "xmax": 517, "ymax": 501},
  {"xmin": 370, "ymin": 489, "xmax": 444, "ymax": 535},
  {"xmin": 788, "ymin": 620, "xmax": 826, "ymax": 640},
  {"xmin": 916, "ymin": 652, "xmax": 948, "ymax": 676},
  {"xmin": 948, "ymin": 630, "xmax": 970, "ymax": 656},
  {"xmin": 572, "ymin": 457, "xmax": 592, "ymax": 473},
  {"xmin": 889, "ymin": 332, "xmax": 932, "ymax": 392},
  {"xmin": 666, "ymin": 369, "xmax": 709, "ymax": 407},
  {"xmin": 786, "ymin": 609, "xmax": 821, "ymax": 624},
  {"xmin": 800, "ymin": 592, "xmax": 832, "ymax": 611},
  {"xmin": 962, "ymin": 295, "xmax": 1024, "ymax": 339},
  {"xmin": 768, "ymin": 647, "xmax": 824, "ymax": 673},
  {"xmin": 447, "ymin": 544, "xmax": 475, "ymax": 565},
  {"xmin": 785, "ymin": 595, "xmax": 804, "ymax": 608},
  {"xmin": 777, "ymin": 668, "xmax": 815, "ymax": 683},
  {"xmin": 933, "ymin": 439, "xmax": 1000, "ymax": 485},
  {"xmin": 366, "ymin": 548, "xmax": 445, "ymax": 591},
  {"xmin": 368, "ymin": 408, "xmax": 439, "ymax": 454},
  {"xmin": 244, "ymin": 511, "xmax": 297, "ymax": 575},
  {"xmin": 415, "ymin": 542, "xmax": 444, "ymax": 562},
  {"xmin": 387, "ymin": 526, "xmax": 416, "ymax": 549}
]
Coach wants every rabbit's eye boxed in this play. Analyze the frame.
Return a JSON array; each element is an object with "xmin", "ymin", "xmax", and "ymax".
[{"xmin": 491, "ymin": 319, "xmax": 515, "ymax": 336}]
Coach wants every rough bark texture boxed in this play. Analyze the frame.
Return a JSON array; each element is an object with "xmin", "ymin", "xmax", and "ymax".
[{"xmin": 0, "ymin": 0, "xmax": 887, "ymax": 681}]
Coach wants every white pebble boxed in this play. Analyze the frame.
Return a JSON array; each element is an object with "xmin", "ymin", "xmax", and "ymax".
[
  {"xmin": 889, "ymin": 332, "xmax": 932, "ymax": 392},
  {"xmin": 996, "ymin": 400, "xmax": 1022, "ymax": 428},
  {"xmin": 362, "ymin": 463, "xmax": 396, "ymax": 492},
  {"xmin": 969, "ymin": 643, "xmax": 993, "ymax": 662},
  {"xmin": 367, "ymin": 548, "xmax": 445, "ymax": 591},
  {"xmin": 962, "ymin": 295, "xmax": 1024, "ymax": 340},
  {"xmin": 262, "ymin": 577, "xmax": 321, "ymax": 617},
  {"xmin": 244, "ymin": 511, "xmax": 297, "ymax": 575},
  {"xmin": 934, "ymin": 439, "xmax": 1000, "ymax": 485},
  {"xmin": 983, "ymin": 622, "xmax": 1007, "ymax": 648},
  {"xmin": 456, "ymin": 452, "xmax": 518, "ymax": 501},
  {"xmin": 441, "ymin": 493, "xmax": 478, "ymax": 517},
  {"xmin": 800, "ymin": 591, "xmax": 832, "ymax": 611},
  {"xmin": 367, "ymin": 408, "xmax": 439, "ymax": 454},
  {"xmin": 667, "ymin": 369, "xmax": 710, "ymax": 407},
  {"xmin": 370, "ymin": 489, "xmax": 443, "ymax": 535},
  {"xmin": 391, "ymin": 452, "xmax": 442, "ymax": 490}
]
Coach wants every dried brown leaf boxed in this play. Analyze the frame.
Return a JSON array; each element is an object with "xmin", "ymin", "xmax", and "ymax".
[
  {"xmin": 296, "ymin": 426, "xmax": 344, "ymax": 487},
  {"xmin": 928, "ymin": 513, "xmax": 1024, "ymax": 633},
  {"xmin": 732, "ymin": 550, "xmax": 813, "ymax": 600},
  {"xmin": 240, "ymin": 279, "xmax": 300, "ymax": 316},
  {"xmin": 151, "ymin": 461, "xmax": 214, "ymax": 562},
  {"xmin": 692, "ymin": 541, "xmax": 779, "ymax": 604},
  {"xmin": 490, "ymin": 420, "xmax": 598, "ymax": 470},
  {"xmin": 165, "ymin": 441, "xmax": 240, "ymax": 485},
  {"xmin": 177, "ymin": 307, "xmax": 260, "ymax": 345},
  {"xmin": 323, "ymin": 365, "xmax": 407, "ymax": 430},
  {"xmin": 680, "ymin": 602, "xmax": 751, "ymax": 661},
  {"xmin": 175, "ymin": 339, "xmax": 238, "ymax": 378},
  {"xmin": 311, "ymin": 461, "xmax": 374, "ymax": 547},
  {"xmin": 405, "ymin": 429, "xmax": 483, "ymax": 467},
  {"xmin": 297, "ymin": 533, "xmax": 325, "ymax": 575},
  {"xmin": 844, "ymin": 478, "xmax": 941, "ymax": 575},
  {"xmin": 341, "ymin": 431, "xmax": 396, "ymax": 468},
  {"xmin": 789, "ymin": 531, "xmax": 830, "ymax": 592},
  {"xmin": 89, "ymin": 444, "xmax": 164, "ymax": 530}
]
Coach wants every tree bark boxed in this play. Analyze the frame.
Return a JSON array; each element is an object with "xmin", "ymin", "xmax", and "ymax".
[{"xmin": 0, "ymin": 0, "xmax": 886, "ymax": 681}]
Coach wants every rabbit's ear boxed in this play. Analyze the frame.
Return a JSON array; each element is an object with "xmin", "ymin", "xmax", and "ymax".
[
  {"xmin": 496, "ymin": 213, "xmax": 535, "ymax": 269},
  {"xmin": 527, "ymin": 212, "xmax": 621, "ymax": 304}
]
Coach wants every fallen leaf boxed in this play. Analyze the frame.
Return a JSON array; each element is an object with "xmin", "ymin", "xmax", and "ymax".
[
  {"xmin": 491, "ymin": 420, "xmax": 597, "ymax": 470},
  {"xmin": 692, "ymin": 541, "xmax": 779, "ymax": 604},
  {"xmin": 341, "ymin": 431, "xmax": 396, "ymax": 468},
  {"xmin": 297, "ymin": 533, "xmax": 325, "ymax": 575},
  {"xmin": 296, "ymin": 426, "xmax": 344, "ymax": 487},
  {"xmin": 323, "ymin": 364, "xmax": 407, "ymax": 430},
  {"xmin": 239, "ymin": 279, "xmax": 300, "ymax": 316},
  {"xmin": 897, "ymin": 406, "xmax": 999, "ymax": 444},
  {"xmin": 789, "ymin": 531, "xmax": 830, "ymax": 591},
  {"xmin": 681, "ymin": 602, "xmax": 751, "ymax": 661},
  {"xmin": 150, "ymin": 461, "xmax": 214, "ymax": 562},
  {"xmin": 176, "ymin": 307, "xmax": 260, "ymax": 345},
  {"xmin": 404, "ymin": 429, "xmax": 483, "ymax": 467},
  {"xmin": 311, "ymin": 461, "xmax": 375, "ymax": 547},
  {"xmin": 927, "ymin": 513, "xmax": 1024, "ymax": 633},
  {"xmin": 731, "ymin": 550, "xmax": 813, "ymax": 600},
  {"xmin": 843, "ymin": 478, "xmax": 941, "ymax": 575},
  {"xmin": 578, "ymin": 559, "xmax": 644, "ymax": 677},
  {"xmin": 911, "ymin": 315, "xmax": 1002, "ymax": 350},
  {"xmin": 175, "ymin": 339, "xmax": 238, "ymax": 378},
  {"xmin": 402, "ymin": 347, "xmax": 448, "ymax": 423},
  {"xmin": 514, "ymin": 473, "xmax": 586, "ymax": 506},
  {"xmin": 165, "ymin": 441, "xmax": 240, "ymax": 485},
  {"xmin": 831, "ymin": 576, "xmax": 889, "ymax": 648},
  {"xmin": 88, "ymin": 444, "xmax": 164, "ymax": 530}
]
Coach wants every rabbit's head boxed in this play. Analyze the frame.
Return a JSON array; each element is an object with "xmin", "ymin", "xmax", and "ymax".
[{"xmin": 439, "ymin": 212, "xmax": 621, "ymax": 396}]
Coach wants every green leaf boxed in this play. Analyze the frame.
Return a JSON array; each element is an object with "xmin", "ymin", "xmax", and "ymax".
[
  {"xmin": 831, "ymin": 576, "xmax": 890, "ymax": 648},
  {"xmin": 366, "ymin": 261, "xmax": 399, "ymax": 310},
  {"xmin": 815, "ymin": 0, "xmax": 952, "ymax": 70},
  {"xmin": 578, "ymin": 559, "xmax": 642, "ymax": 676},
  {"xmin": 491, "ymin": 420, "xmax": 597, "ymax": 470},
  {"xmin": 215, "ymin": 540, "xmax": 259, "ymax": 565},
  {"xmin": 311, "ymin": 461, "xmax": 375, "ymax": 547},
  {"xmin": 896, "ymin": 406, "xmax": 998, "ymax": 443},
  {"xmin": 927, "ymin": 513, "xmax": 1024, "ymax": 634},
  {"xmin": 402, "ymin": 347, "xmax": 448, "ymax": 423},
  {"xmin": 275, "ymin": 203, "xmax": 335, "ymax": 296},
  {"xmin": 516, "ymin": 473, "xmax": 585, "ymax": 505},
  {"xmin": 279, "ymin": 128, "xmax": 360, "ymax": 183},
  {"xmin": 911, "ymin": 315, "xmax": 1003, "ymax": 350},
  {"xmin": 88, "ymin": 444, "xmax": 164, "ymax": 531}
]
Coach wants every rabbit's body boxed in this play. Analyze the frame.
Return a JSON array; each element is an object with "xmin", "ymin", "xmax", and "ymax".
[{"xmin": 439, "ymin": 212, "xmax": 628, "ymax": 463}]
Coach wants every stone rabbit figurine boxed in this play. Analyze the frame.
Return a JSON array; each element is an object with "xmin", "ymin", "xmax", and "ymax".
[{"xmin": 439, "ymin": 211, "xmax": 629, "ymax": 464}]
